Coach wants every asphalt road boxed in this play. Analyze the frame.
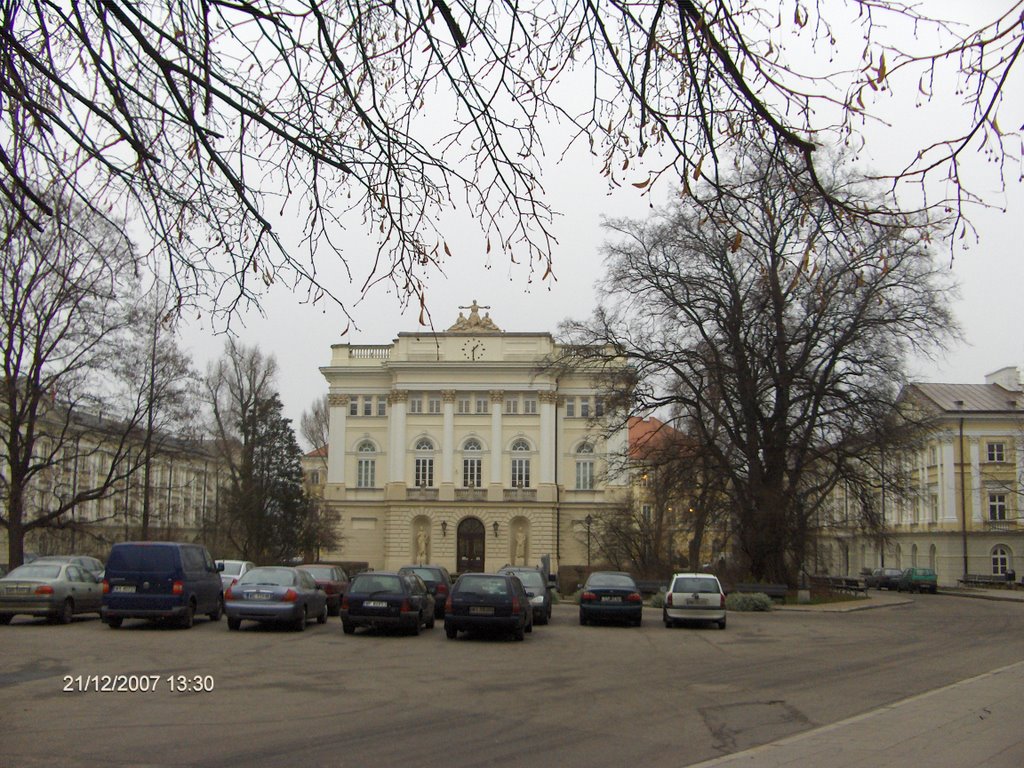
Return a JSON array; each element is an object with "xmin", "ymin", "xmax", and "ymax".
[{"xmin": 1, "ymin": 593, "xmax": 1023, "ymax": 768}]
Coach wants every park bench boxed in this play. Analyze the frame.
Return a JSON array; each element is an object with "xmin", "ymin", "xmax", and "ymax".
[
  {"xmin": 958, "ymin": 573, "xmax": 1013, "ymax": 588},
  {"xmin": 810, "ymin": 575, "xmax": 868, "ymax": 595},
  {"xmin": 733, "ymin": 582, "xmax": 788, "ymax": 601}
]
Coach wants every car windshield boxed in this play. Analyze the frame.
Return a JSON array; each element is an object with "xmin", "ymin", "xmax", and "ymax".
[
  {"xmin": 672, "ymin": 577, "xmax": 719, "ymax": 593},
  {"xmin": 352, "ymin": 574, "xmax": 403, "ymax": 593},
  {"xmin": 300, "ymin": 567, "xmax": 336, "ymax": 580},
  {"xmin": 238, "ymin": 568, "xmax": 296, "ymax": 587},
  {"xmin": 504, "ymin": 570, "xmax": 544, "ymax": 589},
  {"xmin": 5, "ymin": 564, "xmax": 62, "ymax": 580},
  {"xmin": 220, "ymin": 562, "xmax": 244, "ymax": 575},
  {"xmin": 587, "ymin": 573, "xmax": 636, "ymax": 589},
  {"xmin": 457, "ymin": 575, "xmax": 509, "ymax": 596},
  {"xmin": 401, "ymin": 567, "xmax": 441, "ymax": 582}
]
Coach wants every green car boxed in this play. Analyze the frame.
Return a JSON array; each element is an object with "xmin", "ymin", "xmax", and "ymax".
[{"xmin": 897, "ymin": 567, "xmax": 937, "ymax": 594}]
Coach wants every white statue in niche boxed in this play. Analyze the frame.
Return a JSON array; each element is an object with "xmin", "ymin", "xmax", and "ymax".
[
  {"xmin": 416, "ymin": 527, "xmax": 429, "ymax": 564},
  {"xmin": 514, "ymin": 528, "xmax": 527, "ymax": 565}
]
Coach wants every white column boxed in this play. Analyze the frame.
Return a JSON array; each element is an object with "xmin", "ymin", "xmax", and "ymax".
[
  {"xmin": 389, "ymin": 391, "xmax": 408, "ymax": 481},
  {"xmin": 442, "ymin": 391, "xmax": 456, "ymax": 483},
  {"xmin": 539, "ymin": 392, "xmax": 556, "ymax": 484},
  {"xmin": 326, "ymin": 394, "xmax": 348, "ymax": 484},
  {"xmin": 941, "ymin": 440, "xmax": 956, "ymax": 522},
  {"xmin": 490, "ymin": 390, "xmax": 504, "ymax": 484},
  {"xmin": 970, "ymin": 437, "xmax": 982, "ymax": 523}
]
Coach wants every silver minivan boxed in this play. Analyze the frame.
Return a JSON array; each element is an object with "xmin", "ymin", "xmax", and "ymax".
[{"xmin": 663, "ymin": 572, "xmax": 726, "ymax": 629}]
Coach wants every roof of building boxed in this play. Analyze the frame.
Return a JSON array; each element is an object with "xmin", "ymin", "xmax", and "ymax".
[
  {"xmin": 904, "ymin": 383, "xmax": 1024, "ymax": 414},
  {"xmin": 628, "ymin": 416, "xmax": 691, "ymax": 459},
  {"xmin": 305, "ymin": 446, "xmax": 328, "ymax": 458}
]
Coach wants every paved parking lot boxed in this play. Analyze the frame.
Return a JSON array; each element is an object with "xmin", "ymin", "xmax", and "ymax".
[{"xmin": 1, "ymin": 592, "xmax": 1023, "ymax": 767}]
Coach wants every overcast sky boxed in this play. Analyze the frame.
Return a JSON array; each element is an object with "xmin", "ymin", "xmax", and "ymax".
[{"xmin": 178, "ymin": 5, "xmax": 1024, "ymax": 440}]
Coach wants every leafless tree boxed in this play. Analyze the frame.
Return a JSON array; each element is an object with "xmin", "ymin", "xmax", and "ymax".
[
  {"xmin": 0, "ymin": 3, "xmax": 1018, "ymax": 322},
  {"xmin": 300, "ymin": 395, "xmax": 330, "ymax": 456},
  {"xmin": 0, "ymin": 193, "xmax": 143, "ymax": 567},
  {"xmin": 560, "ymin": 142, "xmax": 959, "ymax": 585}
]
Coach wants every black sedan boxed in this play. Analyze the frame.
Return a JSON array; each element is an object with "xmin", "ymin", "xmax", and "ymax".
[
  {"xmin": 341, "ymin": 571, "xmax": 435, "ymax": 635},
  {"xmin": 578, "ymin": 571, "xmax": 644, "ymax": 626},
  {"xmin": 444, "ymin": 572, "xmax": 533, "ymax": 641},
  {"xmin": 865, "ymin": 568, "xmax": 903, "ymax": 590},
  {"xmin": 398, "ymin": 565, "xmax": 452, "ymax": 619},
  {"xmin": 224, "ymin": 566, "xmax": 328, "ymax": 631}
]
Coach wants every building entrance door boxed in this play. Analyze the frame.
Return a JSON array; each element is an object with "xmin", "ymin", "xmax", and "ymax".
[{"xmin": 457, "ymin": 517, "xmax": 485, "ymax": 573}]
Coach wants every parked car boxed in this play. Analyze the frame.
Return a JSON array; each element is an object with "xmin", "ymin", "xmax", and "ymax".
[
  {"xmin": 0, "ymin": 562, "xmax": 102, "ymax": 624},
  {"xmin": 35, "ymin": 554, "xmax": 105, "ymax": 580},
  {"xmin": 578, "ymin": 571, "xmax": 644, "ymax": 626},
  {"xmin": 865, "ymin": 568, "xmax": 904, "ymax": 590},
  {"xmin": 216, "ymin": 559, "xmax": 256, "ymax": 591},
  {"xmin": 663, "ymin": 572, "xmax": 726, "ymax": 629},
  {"xmin": 296, "ymin": 564, "xmax": 349, "ymax": 616},
  {"xmin": 498, "ymin": 565, "xmax": 552, "ymax": 625},
  {"xmin": 341, "ymin": 571, "xmax": 435, "ymax": 635},
  {"xmin": 444, "ymin": 572, "xmax": 533, "ymax": 641},
  {"xmin": 897, "ymin": 567, "xmax": 938, "ymax": 594},
  {"xmin": 398, "ymin": 564, "xmax": 453, "ymax": 619},
  {"xmin": 101, "ymin": 542, "xmax": 224, "ymax": 629},
  {"xmin": 224, "ymin": 566, "xmax": 328, "ymax": 631}
]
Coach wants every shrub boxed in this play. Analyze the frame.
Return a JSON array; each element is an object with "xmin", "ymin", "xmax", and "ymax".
[
  {"xmin": 725, "ymin": 592, "xmax": 774, "ymax": 612},
  {"xmin": 648, "ymin": 591, "xmax": 666, "ymax": 608}
]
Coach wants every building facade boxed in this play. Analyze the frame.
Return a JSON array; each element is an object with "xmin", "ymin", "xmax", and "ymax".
[
  {"xmin": 819, "ymin": 367, "xmax": 1024, "ymax": 586},
  {"xmin": 317, "ymin": 302, "xmax": 628, "ymax": 574}
]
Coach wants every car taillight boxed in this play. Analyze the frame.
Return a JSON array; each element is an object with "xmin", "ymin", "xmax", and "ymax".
[
  {"xmin": 35, "ymin": 585, "xmax": 54, "ymax": 595},
  {"xmin": 627, "ymin": 592, "xmax": 643, "ymax": 603},
  {"xmin": 445, "ymin": 596, "xmax": 453, "ymax": 612},
  {"xmin": 400, "ymin": 598, "xmax": 411, "ymax": 613},
  {"xmin": 581, "ymin": 591, "xmax": 597, "ymax": 603},
  {"xmin": 102, "ymin": 580, "xmax": 110, "ymax": 594},
  {"xmin": 512, "ymin": 596, "xmax": 521, "ymax": 613},
  {"xmin": 224, "ymin": 587, "xmax": 236, "ymax": 601},
  {"xmin": 172, "ymin": 581, "xmax": 184, "ymax": 595},
  {"xmin": 230, "ymin": 578, "xmax": 238, "ymax": 587},
  {"xmin": 666, "ymin": 593, "xmax": 673, "ymax": 606},
  {"xmin": 282, "ymin": 589, "xmax": 298, "ymax": 602},
  {"xmin": 436, "ymin": 583, "xmax": 449, "ymax": 596},
  {"xmin": 341, "ymin": 595, "xmax": 350, "ymax": 610},
  {"xmin": 720, "ymin": 594, "xmax": 726, "ymax": 608}
]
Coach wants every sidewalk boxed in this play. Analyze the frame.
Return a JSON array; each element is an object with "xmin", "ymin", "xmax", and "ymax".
[
  {"xmin": 688, "ymin": 660, "xmax": 1024, "ymax": 768},
  {"xmin": 774, "ymin": 585, "xmax": 1024, "ymax": 612}
]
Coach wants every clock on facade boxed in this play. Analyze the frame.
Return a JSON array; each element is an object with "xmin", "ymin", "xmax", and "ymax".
[{"xmin": 461, "ymin": 338, "xmax": 487, "ymax": 361}]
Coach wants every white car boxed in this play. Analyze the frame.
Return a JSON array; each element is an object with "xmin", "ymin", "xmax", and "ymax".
[
  {"xmin": 663, "ymin": 572, "xmax": 726, "ymax": 630},
  {"xmin": 216, "ymin": 560, "xmax": 256, "ymax": 591}
]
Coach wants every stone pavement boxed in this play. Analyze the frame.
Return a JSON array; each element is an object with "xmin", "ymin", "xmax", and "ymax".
[{"xmin": 688, "ymin": 587, "xmax": 1024, "ymax": 767}]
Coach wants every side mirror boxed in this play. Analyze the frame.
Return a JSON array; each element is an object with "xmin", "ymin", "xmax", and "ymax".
[{"xmin": 217, "ymin": 563, "xmax": 225, "ymax": 572}]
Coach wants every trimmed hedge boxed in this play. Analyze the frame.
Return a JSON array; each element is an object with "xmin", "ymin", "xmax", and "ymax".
[{"xmin": 725, "ymin": 592, "xmax": 774, "ymax": 612}]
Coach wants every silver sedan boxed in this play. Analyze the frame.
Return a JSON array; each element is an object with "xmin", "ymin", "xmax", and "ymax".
[
  {"xmin": 0, "ymin": 562, "xmax": 103, "ymax": 624},
  {"xmin": 224, "ymin": 566, "xmax": 328, "ymax": 631}
]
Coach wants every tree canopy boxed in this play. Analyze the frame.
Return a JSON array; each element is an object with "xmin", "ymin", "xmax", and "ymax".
[{"xmin": 1, "ymin": 2, "xmax": 1019, "ymax": 321}]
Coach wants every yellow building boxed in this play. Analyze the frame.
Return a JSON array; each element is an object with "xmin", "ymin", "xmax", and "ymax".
[
  {"xmin": 316, "ymin": 302, "xmax": 628, "ymax": 575},
  {"xmin": 822, "ymin": 367, "xmax": 1024, "ymax": 586}
]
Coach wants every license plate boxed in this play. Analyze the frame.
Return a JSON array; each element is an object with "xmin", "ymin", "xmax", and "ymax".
[
  {"xmin": 469, "ymin": 606, "xmax": 494, "ymax": 615},
  {"xmin": 112, "ymin": 585, "xmax": 136, "ymax": 593},
  {"xmin": 685, "ymin": 597, "xmax": 702, "ymax": 605},
  {"xmin": 249, "ymin": 592, "xmax": 273, "ymax": 601},
  {"xmin": 601, "ymin": 596, "xmax": 621, "ymax": 602},
  {"xmin": 364, "ymin": 600, "xmax": 388, "ymax": 608}
]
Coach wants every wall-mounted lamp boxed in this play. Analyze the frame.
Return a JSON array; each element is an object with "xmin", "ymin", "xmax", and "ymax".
[
  {"xmin": 492, "ymin": 520, "xmax": 500, "ymax": 538},
  {"xmin": 441, "ymin": 520, "xmax": 448, "ymax": 537}
]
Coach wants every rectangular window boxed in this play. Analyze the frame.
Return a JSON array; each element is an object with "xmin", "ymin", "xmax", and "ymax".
[
  {"xmin": 458, "ymin": 397, "xmax": 472, "ymax": 414},
  {"xmin": 363, "ymin": 398, "xmax": 373, "ymax": 416},
  {"xmin": 595, "ymin": 399, "xmax": 604, "ymax": 417},
  {"xmin": 987, "ymin": 442, "xmax": 1006, "ymax": 462},
  {"xmin": 349, "ymin": 399, "xmax": 358, "ymax": 416},
  {"xmin": 504, "ymin": 397, "xmax": 519, "ymax": 414},
  {"xmin": 523, "ymin": 397, "xmax": 537, "ymax": 415},
  {"xmin": 428, "ymin": 397, "xmax": 442, "ymax": 414},
  {"xmin": 357, "ymin": 459, "xmax": 375, "ymax": 488},
  {"xmin": 475, "ymin": 398, "xmax": 489, "ymax": 414},
  {"xmin": 580, "ymin": 399, "xmax": 591, "ymax": 418},
  {"xmin": 310, "ymin": 471, "xmax": 320, "ymax": 486},
  {"xmin": 463, "ymin": 459, "xmax": 482, "ymax": 488},
  {"xmin": 409, "ymin": 397, "xmax": 423, "ymax": 414},
  {"xmin": 377, "ymin": 400, "xmax": 387, "ymax": 417},
  {"xmin": 565, "ymin": 398, "xmax": 576, "ymax": 418},
  {"xmin": 642, "ymin": 504, "xmax": 652, "ymax": 523},
  {"xmin": 415, "ymin": 458, "xmax": 434, "ymax": 487},
  {"xmin": 511, "ymin": 459, "xmax": 530, "ymax": 488},
  {"xmin": 929, "ymin": 495, "xmax": 939, "ymax": 523},
  {"xmin": 576, "ymin": 461, "xmax": 594, "ymax": 490},
  {"xmin": 928, "ymin": 445, "xmax": 938, "ymax": 466},
  {"xmin": 989, "ymin": 493, "xmax": 1007, "ymax": 520}
]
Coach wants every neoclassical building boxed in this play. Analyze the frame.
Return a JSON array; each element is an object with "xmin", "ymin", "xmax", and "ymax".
[{"xmin": 317, "ymin": 302, "xmax": 628, "ymax": 574}]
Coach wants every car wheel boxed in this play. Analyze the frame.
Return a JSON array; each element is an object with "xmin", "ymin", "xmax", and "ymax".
[
  {"xmin": 342, "ymin": 621, "xmax": 355, "ymax": 635},
  {"xmin": 209, "ymin": 595, "xmax": 224, "ymax": 622},
  {"xmin": 718, "ymin": 618, "xmax": 727, "ymax": 630},
  {"xmin": 409, "ymin": 613, "xmax": 422, "ymax": 636},
  {"xmin": 0, "ymin": 613, "xmax": 12, "ymax": 625},
  {"xmin": 931, "ymin": 587, "xmax": 937, "ymax": 594},
  {"xmin": 58, "ymin": 598, "xmax": 74, "ymax": 625},
  {"xmin": 328, "ymin": 599, "xmax": 340, "ymax": 617},
  {"xmin": 425, "ymin": 613, "xmax": 435, "ymax": 629},
  {"xmin": 525, "ymin": 620, "xmax": 533, "ymax": 633},
  {"xmin": 317, "ymin": 603, "xmax": 328, "ymax": 624},
  {"xmin": 445, "ymin": 624, "xmax": 457, "ymax": 639},
  {"xmin": 579, "ymin": 611, "xmax": 587, "ymax": 626},
  {"xmin": 227, "ymin": 617, "xmax": 241, "ymax": 630},
  {"xmin": 106, "ymin": 617, "xmax": 123, "ymax": 629},
  {"xmin": 179, "ymin": 602, "xmax": 195, "ymax": 629},
  {"xmin": 635, "ymin": 615, "xmax": 642, "ymax": 627},
  {"xmin": 514, "ymin": 623, "xmax": 525, "ymax": 641},
  {"xmin": 294, "ymin": 607, "xmax": 307, "ymax": 632}
]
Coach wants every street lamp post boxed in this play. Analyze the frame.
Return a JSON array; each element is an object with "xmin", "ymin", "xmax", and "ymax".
[{"xmin": 585, "ymin": 514, "xmax": 593, "ymax": 567}]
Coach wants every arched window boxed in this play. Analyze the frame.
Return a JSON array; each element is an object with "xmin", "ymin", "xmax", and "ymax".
[
  {"xmin": 414, "ymin": 437, "xmax": 434, "ymax": 487},
  {"xmin": 415, "ymin": 437, "xmax": 435, "ymax": 451},
  {"xmin": 356, "ymin": 440, "xmax": 376, "ymax": 488},
  {"xmin": 992, "ymin": 545, "xmax": 1012, "ymax": 576},
  {"xmin": 911, "ymin": 543, "xmax": 918, "ymax": 567},
  {"xmin": 511, "ymin": 439, "xmax": 531, "ymax": 488},
  {"xmin": 576, "ymin": 442, "xmax": 595, "ymax": 490},
  {"xmin": 463, "ymin": 438, "xmax": 482, "ymax": 488},
  {"xmin": 929, "ymin": 544, "xmax": 937, "ymax": 570}
]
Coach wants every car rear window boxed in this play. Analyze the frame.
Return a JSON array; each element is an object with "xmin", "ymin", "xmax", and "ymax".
[
  {"xmin": 107, "ymin": 545, "xmax": 177, "ymax": 572},
  {"xmin": 504, "ymin": 570, "xmax": 544, "ymax": 589},
  {"xmin": 587, "ymin": 573, "xmax": 636, "ymax": 589},
  {"xmin": 672, "ymin": 577, "xmax": 719, "ymax": 593},
  {"xmin": 220, "ymin": 562, "xmax": 244, "ymax": 575},
  {"xmin": 401, "ymin": 567, "xmax": 441, "ymax": 582},
  {"xmin": 238, "ymin": 568, "xmax": 297, "ymax": 587},
  {"xmin": 456, "ymin": 575, "xmax": 510, "ymax": 596},
  {"xmin": 7, "ymin": 564, "xmax": 62, "ymax": 580},
  {"xmin": 351, "ymin": 574, "xmax": 403, "ymax": 593},
  {"xmin": 300, "ymin": 566, "xmax": 336, "ymax": 580}
]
